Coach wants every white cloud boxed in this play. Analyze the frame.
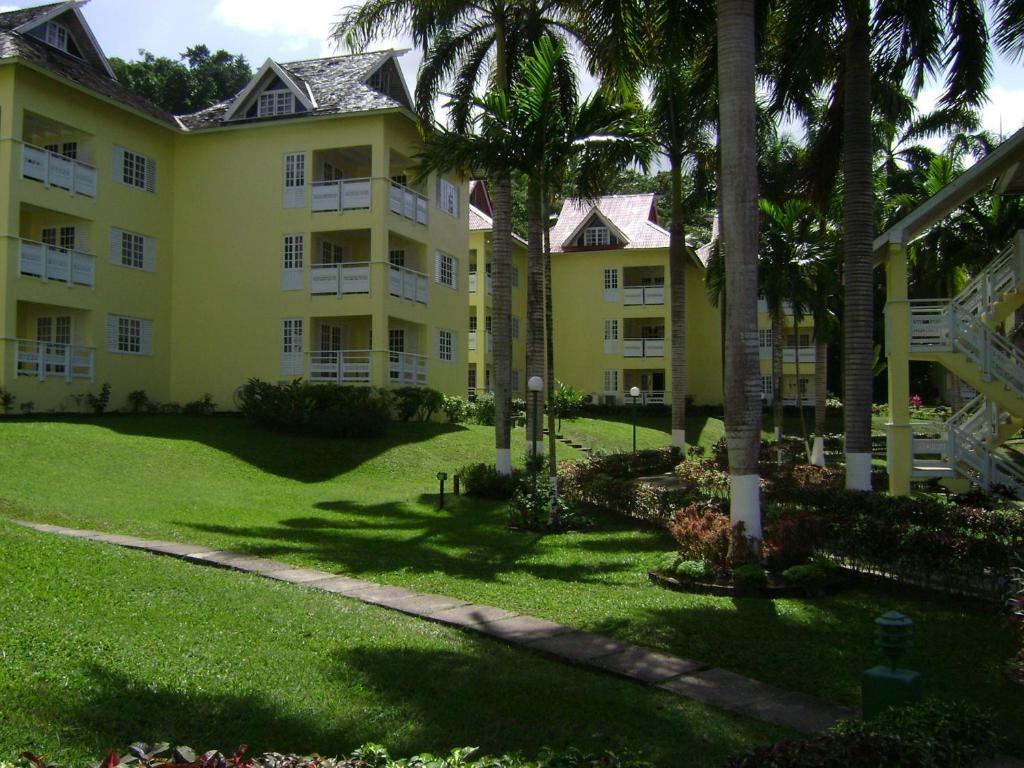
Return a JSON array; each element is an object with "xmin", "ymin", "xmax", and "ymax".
[{"xmin": 916, "ymin": 86, "xmax": 1024, "ymax": 147}]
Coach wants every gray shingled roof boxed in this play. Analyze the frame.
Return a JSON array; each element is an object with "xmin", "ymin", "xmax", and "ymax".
[
  {"xmin": 550, "ymin": 194, "xmax": 670, "ymax": 252},
  {"xmin": 0, "ymin": 3, "xmax": 178, "ymax": 127},
  {"xmin": 177, "ymin": 51, "xmax": 408, "ymax": 131}
]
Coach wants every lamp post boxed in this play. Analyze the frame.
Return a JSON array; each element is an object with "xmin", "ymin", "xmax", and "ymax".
[
  {"xmin": 528, "ymin": 376, "xmax": 544, "ymax": 478},
  {"xmin": 629, "ymin": 386, "xmax": 641, "ymax": 453}
]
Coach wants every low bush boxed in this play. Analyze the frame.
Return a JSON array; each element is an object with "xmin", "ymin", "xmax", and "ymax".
[
  {"xmin": 457, "ymin": 462, "xmax": 519, "ymax": 499},
  {"xmin": 442, "ymin": 394, "xmax": 469, "ymax": 424},
  {"xmin": 675, "ymin": 456, "xmax": 729, "ymax": 498},
  {"xmin": 508, "ymin": 474, "xmax": 585, "ymax": 532},
  {"xmin": 667, "ymin": 502, "xmax": 731, "ymax": 572},
  {"xmin": 781, "ymin": 560, "xmax": 831, "ymax": 587},
  {"xmin": 470, "ymin": 391, "xmax": 496, "ymax": 425},
  {"xmin": 559, "ymin": 448, "xmax": 686, "ymax": 521},
  {"xmin": 237, "ymin": 379, "xmax": 390, "ymax": 439},
  {"xmin": 732, "ymin": 563, "xmax": 768, "ymax": 588},
  {"xmin": 86, "ymin": 382, "xmax": 112, "ymax": 415},
  {"xmin": 763, "ymin": 506, "xmax": 824, "ymax": 571},
  {"xmin": 1, "ymin": 388, "xmax": 15, "ymax": 415},
  {"xmin": 727, "ymin": 699, "xmax": 999, "ymax": 768},
  {"xmin": 127, "ymin": 389, "xmax": 150, "ymax": 414},
  {"xmin": 183, "ymin": 394, "xmax": 216, "ymax": 416},
  {"xmin": 392, "ymin": 386, "xmax": 444, "ymax": 422}
]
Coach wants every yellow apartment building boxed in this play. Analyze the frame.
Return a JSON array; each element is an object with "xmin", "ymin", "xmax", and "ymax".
[
  {"xmin": 0, "ymin": 1, "xmax": 468, "ymax": 412},
  {"xmin": 466, "ymin": 180, "xmax": 528, "ymax": 398}
]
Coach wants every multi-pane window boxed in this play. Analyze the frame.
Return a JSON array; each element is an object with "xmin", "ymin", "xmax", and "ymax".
[
  {"xmin": 41, "ymin": 226, "xmax": 75, "ymax": 251},
  {"xmin": 118, "ymin": 316, "xmax": 142, "ymax": 354},
  {"xmin": 369, "ymin": 68, "xmax": 392, "ymax": 91},
  {"xmin": 322, "ymin": 163, "xmax": 343, "ymax": 181},
  {"xmin": 798, "ymin": 377, "xmax": 810, "ymax": 396},
  {"xmin": 283, "ymin": 235, "xmax": 304, "ymax": 269},
  {"xmin": 438, "ymin": 178, "xmax": 460, "ymax": 217},
  {"xmin": 584, "ymin": 226, "xmax": 611, "ymax": 247},
  {"xmin": 45, "ymin": 21, "xmax": 70, "ymax": 52},
  {"xmin": 320, "ymin": 324, "xmax": 342, "ymax": 351},
  {"xmin": 438, "ymin": 329, "xmax": 454, "ymax": 361},
  {"xmin": 389, "ymin": 249, "xmax": 406, "ymax": 267},
  {"xmin": 512, "ymin": 316, "xmax": 520, "ymax": 340},
  {"xmin": 604, "ymin": 319, "xmax": 619, "ymax": 341},
  {"xmin": 391, "ymin": 173, "xmax": 408, "ymax": 187},
  {"xmin": 121, "ymin": 232, "xmax": 145, "ymax": 269},
  {"xmin": 282, "ymin": 319, "xmax": 303, "ymax": 354},
  {"xmin": 284, "ymin": 153, "xmax": 305, "ymax": 189},
  {"xmin": 320, "ymin": 241, "xmax": 343, "ymax": 265},
  {"xmin": 468, "ymin": 367, "xmax": 477, "ymax": 391},
  {"xmin": 37, "ymin": 317, "xmax": 52, "ymax": 344},
  {"xmin": 258, "ymin": 90, "xmax": 295, "ymax": 117},
  {"xmin": 43, "ymin": 142, "xmax": 77, "ymax": 159},
  {"xmin": 469, "ymin": 316, "xmax": 477, "ymax": 332},
  {"xmin": 603, "ymin": 268, "xmax": 618, "ymax": 290},
  {"xmin": 761, "ymin": 376, "xmax": 773, "ymax": 396},
  {"xmin": 389, "ymin": 329, "xmax": 405, "ymax": 353},
  {"xmin": 122, "ymin": 149, "xmax": 148, "ymax": 189},
  {"xmin": 758, "ymin": 329, "xmax": 773, "ymax": 348},
  {"xmin": 436, "ymin": 251, "xmax": 456, "ymax": 288},
  {"xmin": 485, "ymin": 315, "xmax": 492, "ymax": 334},
  {"xmin": 54, "ymin": 316, "xmax": 71, "ymax": 345},
  {"xmin": 603, "ymin": 369, "xmax": 619, "ymax": 393}
]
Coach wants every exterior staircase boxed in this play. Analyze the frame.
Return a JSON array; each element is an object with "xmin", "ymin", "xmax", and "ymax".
[{"xmin": 908, "ymin": 231, "xmax": 1024, "ymax": 495}]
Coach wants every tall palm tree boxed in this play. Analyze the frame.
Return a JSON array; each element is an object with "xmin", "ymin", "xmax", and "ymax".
[
  {"xmin": 718, "ymin": 0, "xmax": 762, "ymax": 542},
  {"xmin": 770, "ymin": 0, "xmax": 992, "ymax": 490}
]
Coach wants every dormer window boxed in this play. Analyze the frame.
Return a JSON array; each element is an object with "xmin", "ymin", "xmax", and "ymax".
[
  {"xmin": 45, "ymin": 21, "xmax": 70, "ymax": 53},
  {"xmin": 258, "ymin": 91, "xmax": 295, "ymax": 117},
  {"xmin": 584, "ymin": 226, "xmax": 611, "ymax": 247},
  {"xmin": 369, "ymin": 68, "xmax": 391, "ymax": 92}
]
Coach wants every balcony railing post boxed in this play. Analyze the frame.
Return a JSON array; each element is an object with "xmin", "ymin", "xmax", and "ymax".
[
  {"xmin": 64, "ymin": 345, "xmax": 72, "ymax": 382},
  {"xmin": 36, "ymin": 341, "xmax": 44, "ymax": 380}
]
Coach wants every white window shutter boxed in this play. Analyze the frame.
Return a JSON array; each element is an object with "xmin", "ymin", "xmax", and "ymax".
[
  {"xmin": 143, "ymin": 237, "xmax": 156, "ymax": 272},
  {"xmin": 105, "ymin": 314, "xmax": 118, "ymax": 352},
  {"xmin": 436, "ymin": 328, "xmax": 441, "ymax": 359},
  {"xmin": 451, "ymin": 331, "xmax": 457, "ymax": 363},
  {"xmin": 140, "ymin": 319, "xmax": 154, "ymax": 355},
  {"xmin": 145, "ymin": 157, "xmax": 157, "ymax": 193},
  {"xmin": 451, "ymin": 256, "xmax": 458, "ymax": 290},
  {"xmin": 112, "ymin": 146, "xmax": 124, "ymax": 183},
  {"xmin": 435, "ymin": 250, "xmax": 442, "ymax": 284},
  {"xmin": 109, "ymin": 228, "xmax": 123, "ymax": 264}
]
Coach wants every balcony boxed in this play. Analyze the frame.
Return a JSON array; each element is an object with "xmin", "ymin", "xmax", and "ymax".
[
  {"xmin": 467, "ymin": 331, "xmax": 493, "ymax": 352},
  {"xmin": 309, "ymin": 349, "xmax": 372, "ymax": 384},
  {"xmin": 469, "ymin": 272, "xmax": 493, "ymax": 295},
  {"xmin": 623, "ymin": 390, "xmax": 665, "ymax": 405},
  {"xmin": 388, "ymin": 351, "xmax": 428, "ymax": 386},
  {"xmin": 14, "ymin": 339, "xmax": 94, "ymax": 381},
  {"xmin": 623, "ymin": 338, "xmax": 665, "ymax": 358},
  {"xmin": 388, "ymin": 181, "xmax": 429, "ymax": 226},
  {"xmin": 21, "ymin": 143, "xmax": 97, "ymax": 198},
  {"xmin": 311, "ymin": 262, "xmax": 371, "ymax": 295},
  {"xmin": 18, "ymin": 239, "xmax": 95, "ymax": 288},
  {"xmin": 388, "ymin": 264, "xmax": 428, "ymax": 303},
  {"xmin": 311, "ymin": 178, "xmax": 372, "ymax": 213},
  {"xmin": 623, "ymin": 284, "xmax": 665, "ymax": 306},
  {"xmin": 783, "ymin": 347, "xmax": 816, "ymax": 364}
]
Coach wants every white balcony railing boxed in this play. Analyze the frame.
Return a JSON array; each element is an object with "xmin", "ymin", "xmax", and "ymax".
[
  {"xmin": 623, "ymin": 285, "xmax": 665, "ymax": 306},
  {"xmin": 389, "ymin": 351, "xmax": 428, "ymax": 386},
  {"xmin": 469, "ymin": 272, "xmax": 493, "ymax": 295},
  {"xmin": 311, "ymin": 178, "xmax": 372, "ymax": 212},
  {"xmin": 623, "ymin": 390, "xmax": 665, "ymax": 405},
  {"xmin": 18, "ymin": 239, "xmax": 96, "ymax": 288},
  {"xmin": 14, "ymin": 339, "xmax": 94, "ymax": 381},
  {"xmin": 623, "ymin": 338, "xmax": 665, "ymax": 358},
  {"xmin": 388, "ymin": 181, "xmax": 429, "ymax": 226},
  {"xmin": 388, "ymin": 264, "xmax": 428, "ymax": 303},
  {"xmin": 468, "ymin": 331, "xmax": 477, "ymax": 351},
  {"xmin": 308, "ymin": 350, "xmax": 372, "ymax": 384},
  {"xmin": 21, "ymin": 143, "xmax": 97, "ymax": 198},
  {"xmin": 782, "ymin": 347, "xmax": 816, "ymax": 364},
  {"xmin": 310, "ymin": 262, "xmax": 371, "ymax": 295}
]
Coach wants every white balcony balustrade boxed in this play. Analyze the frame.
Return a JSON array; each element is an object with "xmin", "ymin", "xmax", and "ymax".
[
  {"xmin": 21, "ymin": 143, "xmax": 97, "ymax": 198},
  {"xmin": 18, "ymin": 239, "xmax": 96, "ymax": 288},
  {"xmin": 468, "ymin": 331, "xmax": 477, "ymax": 351},
  {"xmin": 469, "ymin": 273, "xmax": 493, "ymax": 295},
  {"xmin": 308, "ymin": 350, "xmax": 372, "ymax": 384},
  {"xmin": 623, "ymin": 284, "xmax": 665, "ymax": 306},
  {"xmin": 782, "ymin": 347, "xmax": 816, "ymax": 364},
  {"xmin": 387, "ymin": 264, "xmax": 428, "ymax": 303},
  {"xmin": 623, "ymin": 338, "xmax": 665, "ymax": 358},
  {"xmin": 623, "ymin": 390, "xmax": 665, "ymax": 405},
  {"xmin": 14, "ymin": 339, "xmax": 94, "ymax": 381},
  {"xmin": 389, "ymin": 352, "xmax": 427, "ymax": 386},
  {"xmin": 310, "ymin": 262, "xmax": 371, "ymax": 295},
  {"xmin": 311, "ymin": 178, "xmax": 372, "ymax": 212},
  {"xmin": 388, "ymin": 181, "xmax": 429, "ymax": 225}
]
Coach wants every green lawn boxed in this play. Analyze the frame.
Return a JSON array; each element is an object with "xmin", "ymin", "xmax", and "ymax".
[
  {"xmin": 0, "ymin": 520, "xmax": 781, "ymax": 765},
  {"xmin": 0, "ymin": 415, "xmax": 1020, "ymax": 756}
]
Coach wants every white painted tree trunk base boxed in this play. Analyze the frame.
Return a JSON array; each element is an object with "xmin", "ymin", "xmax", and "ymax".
[
  {"xmin": 496, "ymin": 449, "xmax": 512, "ymax": 476},
  {"xmin": 810, "ymin": 437, "xmax": 826, "ymax": 467},
  {"xmin": 672, "ymin": 429, "xmax": 686, "ymax": 449},
  {"xmin": 774, "ymin": 426, "xmax": 781, "ymax": 441},
  {"xmin": 845, "ymin": 452, "xmax": 872, "ymax": 490},
  {"xmin": 729, "ymin": 474, "xmax": 762, "ymax": 540},
  {"xmin": 529, "ymin": 440, "xmax": 546, "ymax": 457}
]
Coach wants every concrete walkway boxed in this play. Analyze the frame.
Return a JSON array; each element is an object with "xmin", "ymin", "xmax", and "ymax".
[{"xmin": 19, "ymin": 517, "xmax": 1020, "ymax": 763}]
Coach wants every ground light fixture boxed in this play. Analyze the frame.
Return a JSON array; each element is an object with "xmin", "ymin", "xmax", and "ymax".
[{"xmin": 629, "ymin": 386, "xmax": 641, "ymax": 452}]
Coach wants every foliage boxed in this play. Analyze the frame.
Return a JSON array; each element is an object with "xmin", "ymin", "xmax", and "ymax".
[
  {"xmin": 728, "ymin": 699, "xmax": 999, "ymax": 768},
  {"xmin": 0, "ymin": 389, "xmax": 14, "ymax": 415},
  {"xmin": 237, "ymin": 379, "xmax": 390, "ymax": 439},
  {"xmin": 559, "ymin": 448, "xmax": 689, "ymax": 521},
  {"xmin": 19, "ymin": 402, "xmax": 34, "ymax": 416},
  {"xmin": 673, "ymin": 559, "xmax": 711, "ymax": 580},
  {"xmin": 182, "ymin": 394, "xmax": 216, "ymax": 416},
  {"xmin": 550, "ymin": 381, "xmax": 587, "ymax": 425},
  {"xmin": 675, "ymin": 456, "xmax": 730, "ymax": 498},
  {"xmin": 442, "ymin": 395, "xmax": 469, "ymax": 424},
  {"xmin": 1008, "ymin": 562, "xmax": 1024, "ymax": 682},
  {"xmin": 86, "ymin": 383, "xmax": 112, "ymax": 416},
  {"xmin": 508, "ymin": 474, "xmax": 582, "ymax": 532},
  {"xmin": 457, "ymin": 462, "xmax": 520, "ymax": 500},
  {"xmin": 667, "ymin": 503, "xmax": 731, "ymax": 572},
  {"xmin": 127, "ymin": 390, "xmax": 151, "ymax": 414},
  {"xmin": 392, "ymin": 387, "xmax": 444, "ymax": 422},
  {"xmin": 110, "ymin": 45, "xmax": 251, "ymax": 114},
  {"xmin": 781, "ymin": 560, "xmax": 831, "ymax": 587},
  {"xmin": 763, "ymin": 507, "xmax": 824, "ymax": 571},
  {"xmin": 469, "ymin": 392, "xmax": 496, "ymax": 426},
  {"xmin": 732, "ymin": 563, "xmax": 768, "ymax": 588}
]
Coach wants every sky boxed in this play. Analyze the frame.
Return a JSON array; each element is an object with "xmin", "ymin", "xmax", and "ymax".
[{"xmin": 2, "ymin": 0, "xmax": 1023, "ymax": 141}]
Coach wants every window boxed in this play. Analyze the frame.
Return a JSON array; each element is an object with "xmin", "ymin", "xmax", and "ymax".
[
  {"xmin": 54, "ymin": 316, "xmax": 71, "ymax": 346},
  {"xmin": 369, "ymin": 68, "xmax": 392, "ymax": 92},
  {"xmin": 485, "ymin": 368, "xmax": 491, "ymax": 389},
  {"xmin": 389, "ymin": 329, "xmax": 405, "ymax": 353},
  {"xmin": 603, "ymin": 268, "xmax": 618, "ymax": 290},
  {"xmin": 391, "ymin": 173, "xmax": 408, "ymax": 187},
  {"xmin": 120, "ymin": 148, "xmax": 152, "ymax": 191},
  {"xmin": 59, "ymin": 226, "xmax": 75, "ymax": 250},
  {"xmin": 258, "ymin": 90, "xmax": 295, "ymax": 117},
  {"xmin": 436, "ymin": 251, "xmax": 456, "ymax": 289},
  {"xmin": 45, "ymin": 21, "xmax": 70, "ymax": 52},
  {"xmin": 283, "ymin": 152, "xmax": 306, "ymax": 208},
  {"xmin": 320, "ymin": 324, "xmax": 342, "ymax": 351},
  {"xmin": 584, "ymin": 226, "xmax": 611, "ymax": 247},
  {"xmin": 512, "ymin": 265, "xmax": 520, "ymax": 288},
  {"xmin": 121, "ymin": 232, "xmax": 145, "ymax": 269},
  {"xmin": 603, "ymin": 369, "xmax": 619, "ymax": 393},
  {"xmin": 468, "ymin": 367, "xmax": 477, "ymax": 391},
  {"xmin": 604, "ymin": 319, "xmax": 619, "ymax": 341},
  {"xmin": 512, "ymin": 316, "xmax": 520, "ymax": 340},
  {"xmin": 117, "ymin": 316, "xmax": 142, "ymax": 354},
  {"xmin": 485, "ymin": 315, "xmax": 492, "ymax": 334},
  {"xmin": 43, "ymin": 142, "xmax": 77, "ymax": 159},
  {"xmin": 798, "ymin": 378, "xmax": 810, "ymax": 396},
  {"xmin": 438, "ymin": 329, "xmax": 454, "ymax": 361},
  {"xmin": 281, "ymin": 318, "xmax": 303, "ymax": 375},
  {"xmin": 469, "ymin": 316, "xmax": 477, "ymax": 332},
  {"xmin": 761, "ymin": 376, "xmax": 773, "ymax": 396},
  {"xmin": 322, "ymin": 163, "xmax": 343, "ymax": 181},
  {"xmin": 469, "ymin": 250, "xmax": 477, "ymax": 272},
  {"xmin": 758, "ymin": 329, "xmax": 773, "ymax": 348},
  {"xmin": 283, "ymin": 235, "xmax": 304, "ymax": 270},
  {"xmin": 320, "ymin": 241, "xmax": 343, "ymax": 265},
  {"xmin": 437, "ymin": 178, "xmax": 460, "ymax": 217},
  {"xmin": 41, "ymin": 226, "xmax": 75, "ymax": 251},
  {"xmin": 389, "ymin": 249, "xmax": 406, "ymax": 267}
]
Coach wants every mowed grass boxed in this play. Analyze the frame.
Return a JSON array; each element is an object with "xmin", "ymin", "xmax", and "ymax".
[
  {"xmin": 0, "ymin": 521, "xmax": 783, "ymax": 765},
  {"xmin": 0, "ymin": 415, "xmax": 1020, "ymax": 752}
]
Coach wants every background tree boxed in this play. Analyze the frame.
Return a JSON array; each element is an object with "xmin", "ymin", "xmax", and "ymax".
[{"xmin": 110, "ymin": 45, "xmax": 251, "ymax": 113}]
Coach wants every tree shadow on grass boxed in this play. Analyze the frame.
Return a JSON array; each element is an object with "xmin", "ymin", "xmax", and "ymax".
[{"xmin": 30, "ymin": 414, "xmax": 467, "ymax": 483}]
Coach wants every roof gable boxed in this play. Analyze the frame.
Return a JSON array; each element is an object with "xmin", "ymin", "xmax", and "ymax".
[
  {"xmin": 551, "ymin": 194, "xmax": 671, "ymax": 252},
  {"xmin": 223, "ymin": 58, "xmax": 316, "ymax": 122},
  {"xmin": 10, "ymin": 1, "xmax": 115, "ymax": 79},
  {"xmin": 363, "ymin": 55, "xmax": 412, "ymax": 110},
  {"xmin": 562, "ymin": 209, "xmax": 630, "ymax": 249}
]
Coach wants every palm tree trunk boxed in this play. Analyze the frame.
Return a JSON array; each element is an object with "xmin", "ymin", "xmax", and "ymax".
[
  {"xmin": 717, "ymin": 0, "xmax": 762, "ymax": 542},
  {"xmin": 491, "ymin": 169, "xmax": 514, "ymax": 475},
  {"xmin": 812, "ymin": 332, "xmax": 828, "ymax": 466},
  {"xmin": 543, "ymin": 193, "xmax": 560, "ymax": 524},
  {"xmin": 793, "ymin": 314, "xmax": 810, "ymax": 459},
  {"xmin": 669, "ymin": 156, "xmax": 688, "ymax": 450},
  {"xmin": 842, "ymin": 0, "xmax": 875, "ymax": 490},
  {"xmin": 772, "ymin": 314, "xmax": 783, "ymax": 464},
  {"xmin": 526, "ymin": 176, "xmax": 546, "ymax": 458}
]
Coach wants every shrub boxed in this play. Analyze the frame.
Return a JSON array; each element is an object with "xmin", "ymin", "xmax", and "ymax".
[
  {"xmin": 675, "ymin": 456, "xmax": 729, "ymax": 497},
  {"xmin": 1008, "ymin": 562, "xmax": 1024, "ymax": 682},
  {"xmin": 442, "ymin": 394, "xmax": 468, "ymax": 424},
  {"xmin": 86, "ymin": 383, "xmax": 112, "ymax": 415},
  {"xmin": 551, "ymin": 380, "xmax": 586, "ymax": 427},
  {"xmin": 733, "ymin": 563, "xmax": 768, "ymax": 588},
  {"xmin": 781, "ymin": 560, "xmax": 830, "ymax": 586},
  {"xmin": 127, "ymin": 389, "xmax": 150, "ymax": 413},
  {"xmin": 237, "ymin": 379, "xmax": 390, "ymax": 439},
  {"xmin": 470, "ymin": 391, "xmax": 496, "ymax": 425},
  {"xmin": 458, "ymin": 462, "xmax": 519, "ymax": 499},
  {"xmin": 392, "ymin": 386, "xmax": 444, "ymax": 422},
  {"xmin": 673, "ymin": 559, "xmax": 710, "ymax": 580},
  {"xmin": 667, "ymin": 502, "xmax": 731, "ymax": 572},
  {"xmin": 508, "ymin": 474, "xmax": 582, "ymax": 531},
  {"xmin": 183, "ymin": 393, "xmax": 216, "ymax": 416},
  {"xmin": 727, "ymin": 699, "xmax": 999, "ymax": 768},
  {"xmin": 19, "ymin": 401, "xmax": 34, "ymax": 415},
  {"xmin": 763, "ymin": 506, "xmax": 824, "ymax": 571},
  {"xmin": 0, "ymin": 388, "xmax": 15, "ymax": 415}
]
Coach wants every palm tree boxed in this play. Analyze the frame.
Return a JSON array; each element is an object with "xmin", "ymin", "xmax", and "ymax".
[
  {"xmin": 718, "ymin": 0, "xmax": 762, "ymax": 542},
  {"xmin": 770, "ymin": 0, "xmax": 992, "ymax": 490}
]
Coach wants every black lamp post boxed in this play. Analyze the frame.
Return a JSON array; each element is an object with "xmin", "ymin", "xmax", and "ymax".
[
  {"xmin": 528, "ymin": 375, "xmax": 543, "ymax": 482},
  {"xmin": 629, "ymin": 386, "xmax": 641, "ymax": 453}
]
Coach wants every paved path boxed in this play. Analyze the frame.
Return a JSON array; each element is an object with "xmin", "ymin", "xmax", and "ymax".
[{"xmin": 18, "ymin": 517, "xmax": 1022, "ymax": 763}]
